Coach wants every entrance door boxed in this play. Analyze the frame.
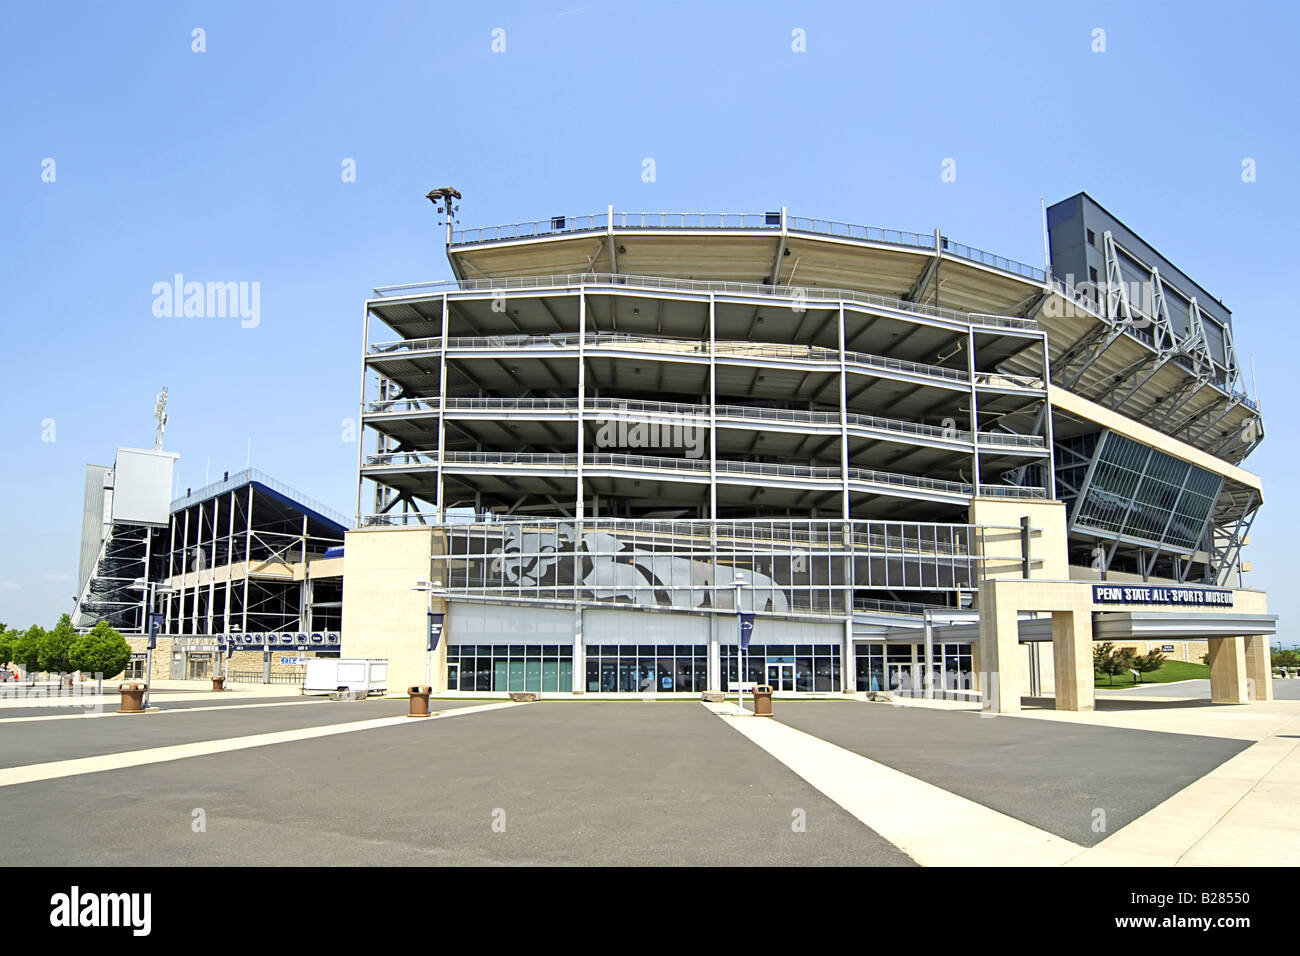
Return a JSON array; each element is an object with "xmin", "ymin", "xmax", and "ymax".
[
  {"xmin": 887, "ymin": 663, "xmax": 914, "ymax": 693},
  {"xmin": 766, "ymin": 662, "xmax": 794, "ymax": 691},
  {"xmin": 186, "ymin": 654, "xmax": 213, "ymax": 680}
]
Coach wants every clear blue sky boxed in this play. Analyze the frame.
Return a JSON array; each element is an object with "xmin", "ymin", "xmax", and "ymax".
[{"xmin": 1, "ymin": 1, "xmax": 1296, "ymax": 644}]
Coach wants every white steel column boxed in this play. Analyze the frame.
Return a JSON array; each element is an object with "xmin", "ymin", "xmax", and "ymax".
[
  {"xmin": 576, "ymin": 288, "xmax": 586, "ymax": 522},
  {"xmin": 223, "ymin": 489, "xmax": 235, "ymax": 633},
  {"xmin": 436, "ymin": 293, "xmax": 449, "ymax": 522},
  {"xmin": 205, "ymin": 496, "xmax": 219, "ymax": 634},
  {"xmin": 575, "ymin": 289, "xmax": 587, "ymax": 682},
  {"xmin": 355, "ymin": 303, "xmax": 370, "ymax": 526},
  {"xmin": 708, "ymin": 294, "xmax": 717, "ymax": 520},
  {"xmin": 966, "ymin": 329, "xmax": 981, "ymax": 495},
  {"xmin": 838, "ymin": 302, "xmax": 854, "ymax": 692},
  {"xmin": 241, "ymin": 485, "xmax": 253, "ymax": 634}
]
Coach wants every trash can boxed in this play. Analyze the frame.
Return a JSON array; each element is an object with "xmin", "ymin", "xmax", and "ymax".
[
  {"xmin": 407, "ymin": 685, "xmax": 432, "ymax": 718},
  {"xmin": 117, "ymin": 682, "xmax": 147, "ymax": 714},
  {"xmin": 211, "ymin": 675, "xmax": 226, "ymax": 692},
  {"xmin": 752, "ymin": 684, "xmax": 774, "ymax": 717}
]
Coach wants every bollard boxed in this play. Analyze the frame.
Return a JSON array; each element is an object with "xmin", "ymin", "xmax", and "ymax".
[
  {"xmin": 117, "ymin": 682, "xmax": 147, "ymax": 714},
  {"xmin": 408, "ymin": 685, "xmax": 432, "ymax": 718},
  {"xmin": 211, "ymin": 675, "xmax": 226, "ymax": 692}
]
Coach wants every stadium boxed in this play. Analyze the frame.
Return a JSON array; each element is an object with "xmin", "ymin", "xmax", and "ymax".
[{"xmin": 76, "ymin": 192, "xmax": 1277, "ymax": 710}]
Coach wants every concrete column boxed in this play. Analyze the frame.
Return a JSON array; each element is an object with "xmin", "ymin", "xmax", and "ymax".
[
  {"xmin": 572, "ymin": 605, "xmax": 584, "ymax": 694},
  {"xmin": 978, "ymin": 582, "xmax": 1023, "ymax": 713},
  {"xmin": 1207, "ymin": 636, "xmax": 1249, "ymax": 704},
  {"xmin": 1051, "ymin": 608, "xmax": 1094, "ymax": 711},
  {"xmin": 708, "ymin": 613, "xmax": 720, "ymax": 692},
  {"xmin": 841, "ymin": 618, "xmax": 855, "ymax": 693},
  {"xmin": 1242, "ymin": 634, "xmax": 1274, "ymax": 702}
]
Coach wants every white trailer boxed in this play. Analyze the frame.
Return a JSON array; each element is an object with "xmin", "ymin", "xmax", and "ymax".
[{"xmin": 302, "ymin": 658, "xmax": 388, "ymax": 696}]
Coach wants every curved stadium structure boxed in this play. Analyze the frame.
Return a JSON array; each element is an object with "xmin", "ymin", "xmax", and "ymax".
[{"xmin": 347, "ymin": 193, "xmax": 1274, "ymax": 708}]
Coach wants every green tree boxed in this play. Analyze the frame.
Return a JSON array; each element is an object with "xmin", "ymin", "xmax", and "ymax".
[
  {"xmin": 1131, "ymin": 649, "xmax": 1165, "ymax": 681},
  {"xmin": 13, "ymin": 625, "xmax": 45, "ymax": 676},
  {"xmin": 38, "ymin": 614, "xmax": 78, "ymax": 679},
  {"xmin": 1094, "ymin": 642, "xmax": 1134, "ymax": 686},
  {"xmin": 0, "ymin": 627, "xmax": 13, "ymax": 668},
  {"xmin": 69, "ymin": 621, "xmax": 132, "ymax": 680}
]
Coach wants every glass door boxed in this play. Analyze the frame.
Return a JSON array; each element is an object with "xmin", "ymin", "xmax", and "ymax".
[
  {"xmin": 766, "ymin": 662, "xmax": 794, "ymax": 691},
  {"xmin": 887, "ymin": 663, "xmax": 914, "ymax": 693}
]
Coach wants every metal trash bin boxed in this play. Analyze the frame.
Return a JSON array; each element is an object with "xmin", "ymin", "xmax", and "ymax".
[
  {"xmin": 117, "ymin": 682, "xmax": 147, "ymax": 714},
  {"xmin": 408, "ymin": 685, "xmax": 432, "ymax": 718},
  {"xmin": 752, "ymin": 684, "xmax": 774, "ymax": 717}
]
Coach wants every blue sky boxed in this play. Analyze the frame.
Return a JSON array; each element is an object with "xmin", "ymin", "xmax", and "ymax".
[{"xmin": 1, "ymin": 0, "xmax": 1296, "ymax": 642}]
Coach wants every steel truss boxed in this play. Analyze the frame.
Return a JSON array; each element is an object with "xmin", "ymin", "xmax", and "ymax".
[{"xmin": 1051, "ymin": 232, "xmax": 1258, "ymax": 461}]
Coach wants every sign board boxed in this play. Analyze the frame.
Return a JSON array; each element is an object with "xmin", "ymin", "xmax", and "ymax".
[
  {"xmin": 110, "ymin": 447, "xmax": 178, "ymax": 527},
  {"xmin": 279, "ymin": 657, "xmax": 309, "ymax": 666},
  {"xmin": 1092, "ymin": 585, "xmax": 1233, "ymax": 608},
  {"xmin": 727, "ymin": 681, "xmax": 758, "ymax": 691},
  {"xmin": 427, "ymin": 613, "xmax": 445, "ymax": 652},
  {"xmin": 1161, "ymin": 644, "xmax": 1176, "ymax": 653},
  {"xmin": 216, "ymin": 632, "xmax": 342, "ymax": 649}
]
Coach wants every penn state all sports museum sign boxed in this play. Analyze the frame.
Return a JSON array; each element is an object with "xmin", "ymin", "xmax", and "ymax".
[{"xmin": 1092, "ymin": 585, "xmax": 1233, "ymax": 608}]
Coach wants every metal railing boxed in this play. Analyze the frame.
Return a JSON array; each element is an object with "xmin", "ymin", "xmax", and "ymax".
[
  {"xmin": 977, "ymin": 484, "xmax": 1048, "ymax": 499},
  {"xmin": 367, "ymin": 331, "xmax": 973, "ymax": 386},
  {"xmin": 972, "ymin": 371, "xmax": 1046, "ymax": 391},
  {"xmin": 368, "ymin": 273, "xmax": 1040, "ymax": 332},
  {"xmin": 363, "ymin": 395, "xmax": 1046, "ymax": 450},
  {"xmin": 169, "ymin": 467, "xmax": 352, "ymax": 529},
  {"xmin": 447, "ymin": 211, "xmax": 1047, "ymax": 284},
  {"xmin": 226, "ymin": 670, "xmax": 305, "ymax": 685},
  {"xmin": 362, "ymin": 449, "xmax": 1040, "ymax": 499}
]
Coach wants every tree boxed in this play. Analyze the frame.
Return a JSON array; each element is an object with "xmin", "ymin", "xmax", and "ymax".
[
  {"xmin": 69, "ymin": 621, "xmax": 132, "ymax": 680},
  {"xmin": 1093, "ymin": 642, "xmax": 1134, "ymax": 686},
  {"xmin": 38, "ymin": 614, "xmax": 78, "ymax": 679},
  {"xmin": 13, "ymin": 625, "xmax": 45, "ymax": 676},
  {"xmin": 1131, "ymin": 649, "xmax": 1165, "ymax": 681},
  {"xmin": 0, "ymin": 627, "xmax": 13, "ymax": 668}
]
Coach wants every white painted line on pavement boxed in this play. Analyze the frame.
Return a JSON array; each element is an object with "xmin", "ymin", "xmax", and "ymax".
[
  {"xmin": 0, "ymin": 698, "xmax": 325, "ymax": 725},
  {"xmin": 0, "ymin": 701, "xmax": 524, "ymax": 789},
  {"xmin": 702, "ymin": 701, "xmax": 1083, "ymax": 866}
]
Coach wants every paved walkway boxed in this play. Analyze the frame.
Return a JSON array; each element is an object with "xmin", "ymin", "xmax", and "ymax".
[{"xmin": 2, "ymin": 687, "xmax": 1295, "ymax": 866}]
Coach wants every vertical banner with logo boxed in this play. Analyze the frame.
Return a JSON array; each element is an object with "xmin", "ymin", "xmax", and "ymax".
[
  {"xmin": 739, "ymin": 613, "xmax": 755, "ymax": 649},
  {"xmin": 148, "ymin": 613, "xmax": 163, "ymax": 651},
  {"xmin": 427, "ymin": 613, "xmax": 445, "ymax": 652}
]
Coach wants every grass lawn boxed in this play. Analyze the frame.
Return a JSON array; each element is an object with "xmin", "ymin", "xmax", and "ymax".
[{"xmin": 1094, "ymin": 659, "xmax": 1209, "ymax": 689}]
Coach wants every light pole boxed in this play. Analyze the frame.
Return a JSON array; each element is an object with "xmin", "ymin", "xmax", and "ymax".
[
  {"xmin": 731, "ymin": 572, "xmax": 748, "ymax": 713},
  {"xmin": 412, "ymin": 578, "xmax": 446, "ymax": 689},
  {"xmin": 130, "ymin": 578, "xmax": 174, "ymax": 711}
]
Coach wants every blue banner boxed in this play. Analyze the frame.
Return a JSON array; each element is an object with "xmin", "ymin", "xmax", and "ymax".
[
  {"xmin": 739, "ymin": 613, "xmax": 755, "ymax": 649},
  {"xmin": 428, "ymin": 613, "xmax": 445, "ymax": 652}
]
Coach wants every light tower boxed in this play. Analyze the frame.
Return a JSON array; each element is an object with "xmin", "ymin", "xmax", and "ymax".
[{"xmin": 152, "ymin": 387, "xmax": 169, "ymax": 451}]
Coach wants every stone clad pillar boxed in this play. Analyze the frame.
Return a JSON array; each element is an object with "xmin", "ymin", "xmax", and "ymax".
[
  {"xmin": 978, "ymin": 581, "xmax": 1023, "ymax": 713},
  {"xmin": 1242, "ymin": 634, "xmax": 1274, "ymax": 702},
  {"xmin": 1051, "ymin": 608, "xmax": 1094, "ymax": 711},
  {"xmin": 1207, "ymin": 636, "xmax": 1249, "ymax": 703}
]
